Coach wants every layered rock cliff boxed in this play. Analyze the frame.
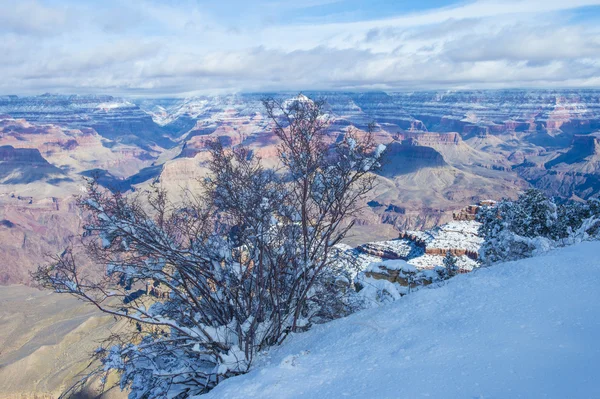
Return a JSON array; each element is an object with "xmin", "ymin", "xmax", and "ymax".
[
  {"xmin": 0, "ymin": 95, "xmax": 176, "ymax": 149},
  {"xmin": 3, "ymin": 89, "xmax": 600, "ymax": 287}
]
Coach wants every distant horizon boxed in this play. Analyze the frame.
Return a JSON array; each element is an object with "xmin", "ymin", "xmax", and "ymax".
[{"xmin": 5, "ymin": 86, "xmax": 600, "ymax": 100}]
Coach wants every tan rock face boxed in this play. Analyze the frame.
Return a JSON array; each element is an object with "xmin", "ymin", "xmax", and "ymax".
[
  {"xmin": 364, "ymin": 267, "xmax": 428, "ymax": 288},
  {"xmin": 452, "ymin": 201, "xmax": 495, "ymax": 222},
  {"xmin": 0, "ymin": 285, "xmax": 127, "ymax": 399},
  {"xmin": 394, "ymin": 231, "xmax": 479, "ymax": 259},
  {"xmin": 0, "ymin": 119, "xmax": 158, "ymax": 177},
  {"xmin": 424, "ymin": 247, "xmax": 478, "ymax": 259},
  {"xmin": 0, "ymin": 195, "xmax": 82, "ymax": 285}
]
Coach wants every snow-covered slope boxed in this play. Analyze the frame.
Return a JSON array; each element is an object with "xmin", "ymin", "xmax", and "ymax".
[{"xmin": 204, "ymin": 241, "xmax": 600, "ymax": 399}]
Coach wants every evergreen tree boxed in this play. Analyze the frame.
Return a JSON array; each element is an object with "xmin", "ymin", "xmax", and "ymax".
[
  {"xmin": 477, "ymin": 199, "xmax": 515, "ymax": 264},
  {"xmin": 478, "ymin": 190, "xmax": 600, "ymax": 265},
  {"xmin": 443, "ymin": 251, "xmax": 458, "ymax": 278},
  {"xmin": 511, "ymin": 189, "xmax": 557, "ymax": 238},
  {"xmin": 555, "ymin": 198, "xmax": 600, "ymax": 240},
  {"xmin": 477, "ymin": 190, "xmax": 556, "ymax": 265}
]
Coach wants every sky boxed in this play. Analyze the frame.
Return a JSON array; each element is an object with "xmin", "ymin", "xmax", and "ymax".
[{"xmin": 2, "ymin": 0, "xmax": 600, "ymax": 96}]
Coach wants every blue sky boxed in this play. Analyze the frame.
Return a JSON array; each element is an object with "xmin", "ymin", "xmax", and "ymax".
[
  {"xmin": 1, "ymin": 0, "xmax": 600, "ymax": 96},
  {"xmin": 204, "ymin": 0, "xmax": 457, "ymax": 25}
]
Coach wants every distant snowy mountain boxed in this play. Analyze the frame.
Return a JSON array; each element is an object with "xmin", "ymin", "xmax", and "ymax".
[
  {"xmin": 204, "ymin": 241, "xmax": 600, "ymax": 399},
  {"xmin": 0, "ymin": 94, "xmax": 176, "ymax": 148},
  {"xmin": 136, "ymin": 90, "xmax": 600, "ymax": 135},
  {"xmin": 135, "ymin": 94, "xmax": 267, "ymax": 126}
]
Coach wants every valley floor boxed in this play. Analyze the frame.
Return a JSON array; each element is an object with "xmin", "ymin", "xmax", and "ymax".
[
  {"xmin": 0, "ymin": 285, "xmax": 126, "ymax": 399},
  {"xmin": 204, "ymin": 242, "xmax": 600, "ymax": 399}
]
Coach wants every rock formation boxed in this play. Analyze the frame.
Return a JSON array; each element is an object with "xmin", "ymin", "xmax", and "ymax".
[{"xmin": 3, "ymin": 90, "xmax": 600, "ymax": 286}]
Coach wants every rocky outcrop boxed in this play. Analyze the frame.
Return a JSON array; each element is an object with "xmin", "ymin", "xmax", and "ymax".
[
  {"xmin": 395, "ymin": 231, "xmax": 478, "ymax": 259},
  {"xmin": 452, "ymin": 200, "xmax": 496, "ymax": 221},
  {"xmin": 363, "ymin": 263, "xmax": 436, "ymax": 289},
  {"xmin": 357, "ymin": 239, "xmax": 423, "ymax": 260},
  {"xmin": 0, "ymin": 145, "xmax": 65, "ymax": 184},
  {"xmin": 424, "ymin": 246, "xmax": 479, "ymax": 259},
  {"xmin": 398, "ymin": 221, "xmax": 483, "ymax": 261},
  {"xmin": 545, "ymin": 135, "xmax": 600, "ymax": 169},
  {"xmin": 395, "ymin": 132, "xmax": 461, "ymax": 145},
  {"xmin": 378, "ymin": 140, "xmax": 447, "ymax": 176},
  {"xmin": 0, "ymin": 145, "xmax": 49, "ymax": 163}
]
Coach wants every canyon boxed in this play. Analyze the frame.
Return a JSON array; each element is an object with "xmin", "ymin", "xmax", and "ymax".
[
  {"xmin": 2, "ymin": 89, "xmax": 600, "ymax": 398},
  {"xmin": 2, "ymin": 90, "xmax": 600, "ymax": 284}
]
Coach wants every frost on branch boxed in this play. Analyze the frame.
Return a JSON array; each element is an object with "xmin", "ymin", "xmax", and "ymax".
[{"xmin": 34, "ymin": 95, "xmax": 381, "ymax": 398}]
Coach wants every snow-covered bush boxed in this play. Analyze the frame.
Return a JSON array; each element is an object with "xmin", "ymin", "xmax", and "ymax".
[
  {"xmin": 554, "ymin": 201, "xmax": 591, "ymax": 239},
  {"xmin": 354, "ymin": 259, "xmax": 447, "ymax": 306},
  {"xmin": 478, "ymin": 189, "xmax": 600, "ymax": 264},
  {"xmin": 34, "ymin": 96, "xmax": 382, "ymax": 398},
  {"xmin": 478, "ymin": 190, "xmax": 558, "ymax": 264},
  {"xmin": 513, "ymin": 188, "xmax": 558, "ymax": 238},
  {"xmin": 554, "ymin": 199, "xmax": 600, "ymax": 240},
  {"xmin": 555, "ymin": 199, "xmax": 600, "ymax": 245}
]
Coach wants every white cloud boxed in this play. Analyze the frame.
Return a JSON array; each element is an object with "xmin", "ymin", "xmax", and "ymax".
[
  {"xmin": 0, "ymin": 0, "xmax": 71, "ymax": 36},
  {"xmin": 442, "ymin": 24, "xmax": 600, "ymax": 63},
  {"xmin": 1, "ymin": 0, "xmax": 600, "ymax": 95}
]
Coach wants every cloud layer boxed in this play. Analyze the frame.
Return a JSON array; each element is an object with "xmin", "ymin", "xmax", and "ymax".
[{"xmin": 1, "ymin": 0, "xmax": 600, "ymax": 96}]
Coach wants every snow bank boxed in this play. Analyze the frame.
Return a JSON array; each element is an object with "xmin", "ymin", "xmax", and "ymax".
[
  {"xmin": 203, "ymin": 241, "xmax": 600, "ymax": 399},
  {"xmin": 405, "ymin": 220, "xmax": 483, "ymax": 253},
  {"xmin": 364, "ymin": 259, "xmax": 416, "ymax": 273}
]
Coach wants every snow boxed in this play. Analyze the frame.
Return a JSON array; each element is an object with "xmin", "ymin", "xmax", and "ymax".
[
  {"xmin": 96, "ymin": 101, "xmax": 132, "ymax": 110},
  {"xmin": 333, "ymin": 220, "xmax": 483, "ymax": 275},
  {"xmin": 203, "ymin": 241, "xmax": 600, "ymax": 399},
  {"xmin": 407, "ymin": 253, "xmax": 475, "ymax": 271},
  {"xmin": 405, "ymin": 220, "xmax": 483, "ymax": 253},
  {"xmin": 365, "ymin": 259, "xmax": 415, "ymax": 273}
]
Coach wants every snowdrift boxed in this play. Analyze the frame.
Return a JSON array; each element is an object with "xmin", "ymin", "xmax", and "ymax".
[{"xmin": 204, "ymin": 241, "xmax": 600, "ymax": 398}]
